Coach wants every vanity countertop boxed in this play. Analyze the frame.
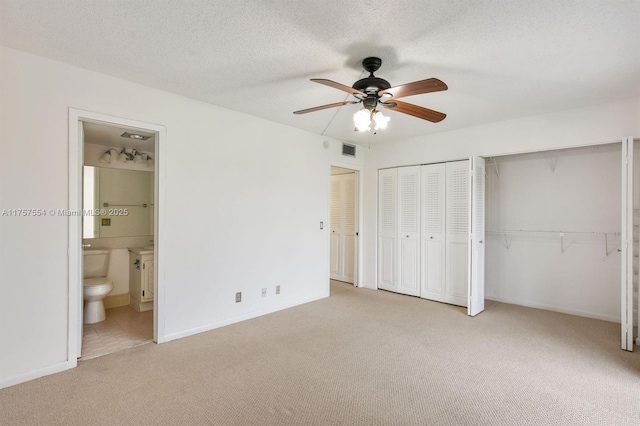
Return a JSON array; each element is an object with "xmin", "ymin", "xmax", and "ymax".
[{"xmin": 128, "ymin": 246, "xmax": 154, "ymax": 255}]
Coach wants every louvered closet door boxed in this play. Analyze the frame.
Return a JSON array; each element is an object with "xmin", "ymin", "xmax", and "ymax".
[
  {"xmin": 341, "ymin": 173, "xmax": 357, "ymax": 284},
  {"xmin": 445, "ymin": 161, "xmax": 469, "ymax": 307},
  {"xmin": 378, "ymin": 169, "xmax": 397, "ymax": 291},
  {"xmin": 420, "ymin": 163, "xmax": 446, "ymax": 301},
  {"xmin": 397, "ymin": 166, "xmax": 421, "ymax": 296},
  {"xmin": 468, "ymin": 156, "xmax": 485, "ymax": 316},
  {"xmin": 330, "ymin": 175, "xmax": 343, "ymax": 279}
]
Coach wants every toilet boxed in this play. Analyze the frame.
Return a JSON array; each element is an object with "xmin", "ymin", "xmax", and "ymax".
[{"xmin": 83, "ymin": 249, "xmax": 114, "ymax": 324}]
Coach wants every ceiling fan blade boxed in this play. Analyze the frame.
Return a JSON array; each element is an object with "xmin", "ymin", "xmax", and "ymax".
[
  {"xmin": 311, "ymin": 79, "xmax": 367, "ymax": 97},
  {"xmin": 382, "ymin": 100, "xmax": 446, "ymax": 123},
  {"xmin": 378, "ymin": 78, "xmax": 447, "ymax": 99},
  {"xmin": 293, "ymin": 101, "xmax": 358, "ymax": 115}
]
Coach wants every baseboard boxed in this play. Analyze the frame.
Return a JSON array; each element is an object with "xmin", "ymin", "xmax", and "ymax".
[
  {"xmin": 130, "ymin": 300, "xmax": 153, "ymax": 312},
  {"xmin": 486, "ymin": 295, "xmax": 620, "ymax": 323},
  {"xmin": 163, "ymin": 293, "xmax": 328, "ymax": 342},
  {"xmin": 104, "ymin": 293, "xmax": 130, "ymax": 309},
  {"xmin": 0, "ymin": 360, "xmax": 75, "ymax": 390}
]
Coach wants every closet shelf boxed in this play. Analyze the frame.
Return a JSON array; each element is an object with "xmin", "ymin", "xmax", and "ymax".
[{"xmin": 486, "ymin": 229, "xmax": 621, "ymax": 255}]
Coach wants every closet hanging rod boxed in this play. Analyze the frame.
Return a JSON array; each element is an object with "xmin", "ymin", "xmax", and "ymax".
[
  {"xmin": 102, "ymin": 203, "xmax": 148, "ymax": 208},
  {"xmin": 486, "ymin": 229, "xmax": 620, "ymax": 236}
]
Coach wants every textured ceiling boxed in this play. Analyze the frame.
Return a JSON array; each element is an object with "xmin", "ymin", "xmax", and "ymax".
[{"xmin": 1, "ymin": 0, "xmax": 639, "ymax": 145}]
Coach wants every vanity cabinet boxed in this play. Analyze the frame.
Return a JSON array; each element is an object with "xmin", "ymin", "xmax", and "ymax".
[{"xmin": 129, "ymin": 248, "xmax": 154, "ymax": 312}]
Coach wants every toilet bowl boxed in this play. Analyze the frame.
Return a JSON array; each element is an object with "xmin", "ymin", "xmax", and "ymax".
[{"xmin": 83, "ymin": 249, "xmax": 114, "ymax": 324}]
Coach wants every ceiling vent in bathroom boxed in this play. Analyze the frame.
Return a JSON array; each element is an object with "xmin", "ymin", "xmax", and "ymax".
[{"xmin": 342, "ymin": 143, "xmax": 356, "ymax": 157}]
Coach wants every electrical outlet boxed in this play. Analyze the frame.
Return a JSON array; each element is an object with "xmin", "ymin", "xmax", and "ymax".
[
  {"xmin": 235, "ymin": 292, "xmax": 241, "ymax": 303},
  {"xmin": 261, "ymin": 288, "xmax": 267, "ymax": 298},
  {"xmin": 276, "ymin": 285, "xmax": 280, "ymax": 295}
]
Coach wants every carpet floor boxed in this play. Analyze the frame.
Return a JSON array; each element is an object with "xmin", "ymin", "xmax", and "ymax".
[{"xmin": 1, "ymin": 281, "xmax": 640, "ymax": 425}]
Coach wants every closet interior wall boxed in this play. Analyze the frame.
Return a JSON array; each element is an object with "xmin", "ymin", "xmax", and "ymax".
[{"xmin": 485, "ymin": 144, "xmax": 622, "ymax": 322}]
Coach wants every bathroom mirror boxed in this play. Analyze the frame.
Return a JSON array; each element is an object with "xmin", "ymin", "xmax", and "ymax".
[{"xmin": 83, "ymin": 166, "xmax": 154, "ymax": 239}]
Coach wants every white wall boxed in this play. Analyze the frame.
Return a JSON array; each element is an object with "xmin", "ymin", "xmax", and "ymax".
[
  {"xmin": 363, "ymin": 97, "xmax": 640, "ymax": 310},
  {"xmin": 0, "ymin": 46, "xmax": 364, "ymax": 387}
]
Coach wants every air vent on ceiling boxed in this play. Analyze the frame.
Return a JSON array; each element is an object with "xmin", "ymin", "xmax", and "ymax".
[{"xmin": 342, "ymin": 143, "xmax": 356, "ymax": 157}]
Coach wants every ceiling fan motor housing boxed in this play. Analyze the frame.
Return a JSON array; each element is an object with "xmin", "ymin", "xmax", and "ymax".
[{"xmin": 352, "ymin": 56, "xmax": 390, "ymax": 102}]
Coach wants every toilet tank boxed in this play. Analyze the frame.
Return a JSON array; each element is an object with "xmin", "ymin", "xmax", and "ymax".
[{"xmin": 83, "ymin": 249, "xmax": 110, "ymax": 278}]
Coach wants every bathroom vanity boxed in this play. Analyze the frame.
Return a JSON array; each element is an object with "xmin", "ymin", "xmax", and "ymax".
[{"xmin": 128, "ymin": 246, "xmax": 154, "ymax": 312}]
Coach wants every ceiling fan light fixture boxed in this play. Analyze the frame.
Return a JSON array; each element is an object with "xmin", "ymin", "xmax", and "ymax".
[{"xmin": 353, "ymin": 108, "xmax": 372, "ymax": 132}]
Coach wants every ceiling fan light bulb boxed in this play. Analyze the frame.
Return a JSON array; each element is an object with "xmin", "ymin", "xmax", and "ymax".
[
  {"xmin": 353, "ymin": 108, "xmax": 372, "ymax": 132},
  {"xmin": 373, "ymin": 110, "xmax": 390, "ymax": 130}
]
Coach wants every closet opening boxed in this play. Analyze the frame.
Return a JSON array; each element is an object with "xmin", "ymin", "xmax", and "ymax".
[{"xmin": 485, "ymin": 142, "xmax": 633, "ymax": 349}]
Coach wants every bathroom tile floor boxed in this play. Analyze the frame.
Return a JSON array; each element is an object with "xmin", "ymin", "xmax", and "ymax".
[{"xmin": 81, "ymin": 305, "xmax": 153, "ymax": 360}]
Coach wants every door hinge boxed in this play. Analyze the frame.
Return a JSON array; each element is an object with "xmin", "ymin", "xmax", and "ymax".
[{"xmin": 142, "ymin": 290, "xmax": 145, "ymax": 296}]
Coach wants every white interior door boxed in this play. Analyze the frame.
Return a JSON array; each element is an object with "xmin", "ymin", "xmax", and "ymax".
[
  {"xmin": 330, "ymin": 175, "xmax": 343, "ymax": 279},
  {"xmin": 445, "ymin": 161, "xmax": 469, "ymax": 307},
  {"xmin": 77, "ymin": 120, "xmax": 84, "ymax": 356},
  {"xmin": 421, "ymin": 163, "xmax": 446, "ymax": 301},
  {"xmin": 468, "ymin": 156, "xmax": 486, "ymax": 316},
  {"xmin": 621, "ymin": 137, "xmax": 634, "ymax": 351},
  {"xmin": 342, "ymin": 173, "xmax": 357, "ymax": 284},
  {"xmin": 378, "ymin": 168, "xmax": 397, "ymax": 291},
  {"xmin": 397, "ymin": 166, "xmax": 421, "ymax": 296}
]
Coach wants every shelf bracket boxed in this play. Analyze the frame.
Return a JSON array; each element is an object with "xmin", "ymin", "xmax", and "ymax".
[
  {"xmin": 497, "ymin": 232, "xmax": 511, "ymax": 250},
  {"xmin": 544, "ymin": 153, "xmax": 558, "ymax": 173},
  {"xmin": 605, "ymin": 233, "xmax": 621, "ymax": 257},
  {"xmin": 491, "ymin": 157, "xmax": 500, "ymax": 179},
  {"xmin": 560, "ymin": 232, "xmax": 568, "ymax": 253}
]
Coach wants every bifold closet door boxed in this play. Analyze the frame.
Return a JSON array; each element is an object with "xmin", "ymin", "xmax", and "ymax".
[
  {"xmin": 378, "ymin": 169, "xmax": 397, "ymax": 291},
  {"xmin": 445, "ymin": 161, "xmax": 469, "ymax": 307},
  {"xmin": 397, "ymin": 166, "xmax": 421, "ymax": 296},
  {"xmin": 468, "ymin": 156, "xmax": 486, "ymax": 316},
  {"xmin": 420, "ymin": 163, "xmax": 446, "ymax": 302},
  {"xmin": 621, "ymin": 137, "xmax": 634, "ymax": 351}
]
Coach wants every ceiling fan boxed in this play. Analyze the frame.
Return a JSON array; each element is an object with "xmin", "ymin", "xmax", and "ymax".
[{"xmin": 294, "ymin": 57, "xmax": 448, "ymax": 131}]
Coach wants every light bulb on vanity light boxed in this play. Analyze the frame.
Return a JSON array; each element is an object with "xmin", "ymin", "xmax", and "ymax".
[
  {"xmin": 117, "ymin": 149, "xmax": 128, "ymax": 163},
  {"xmin": 133, "ymin": 150, "xmax": 144, "ymax": 165}
]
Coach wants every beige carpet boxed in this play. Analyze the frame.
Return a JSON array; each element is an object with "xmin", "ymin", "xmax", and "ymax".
[{"xmin": 2, "ymin": 281, "xmax": 640, "ymax": 425}]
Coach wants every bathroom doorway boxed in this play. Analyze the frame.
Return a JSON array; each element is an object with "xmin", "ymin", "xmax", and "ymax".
[
  {"xmin": 68, "ymin": 109, "xmax": 166, "ymax": 364},
  {"xmin": 329, "ymin": 164, "xmax": 362, "ymax": 290}
]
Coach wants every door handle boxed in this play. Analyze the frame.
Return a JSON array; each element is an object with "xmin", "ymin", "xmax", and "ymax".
[{"xmin": 82, "ymin": 243, "xmax": 91, "ymax": 249}]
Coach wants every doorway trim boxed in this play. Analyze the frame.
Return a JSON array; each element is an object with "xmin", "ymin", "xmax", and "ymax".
[
  {"xmin": 328, "ymin": 161, "xmax": 364, "ymax": 289},
  {"xmin": 68, "ymin": 108, "xmax": 167, "ymax": 365}
]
